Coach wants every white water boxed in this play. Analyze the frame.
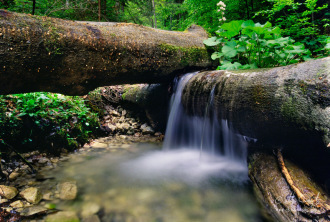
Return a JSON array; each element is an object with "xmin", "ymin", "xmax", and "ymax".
[{"xmin": 124, "ymin": 73, "xmax": 248, "ymax": 185}]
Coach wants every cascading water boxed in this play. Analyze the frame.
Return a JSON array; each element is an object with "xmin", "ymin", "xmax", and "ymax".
[
  {"xmin": 163, "ymin": 72, "xmax": 247, "ymax": 162},
  {"xmin": 124, "ymin": 72, "xmax": 249, "ymax": 184}
]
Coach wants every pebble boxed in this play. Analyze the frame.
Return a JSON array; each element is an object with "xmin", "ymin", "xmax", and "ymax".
[
  {"xmin": 20, "ymin": 187, "xmax": 43, "ymax": 204},
  {"xmin": 10, "ymin": 200, "xmax": 24, "ymax": 208},
  {"xmin": 0, "ymin": 185, "xmax": 18, "ymax": 199}
]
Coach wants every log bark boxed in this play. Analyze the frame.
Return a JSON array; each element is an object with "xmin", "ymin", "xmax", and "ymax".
[
  {"xmin": 0, "ymin": 10, "xmax": 213, "ymax": 95},
  {"xmin": 181, "ymin": 57, "xmax": 330, "ymax": 149}
]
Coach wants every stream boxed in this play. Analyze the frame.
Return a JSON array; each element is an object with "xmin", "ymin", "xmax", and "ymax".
[{"xmin": 40, "ymin": 73, "xmax": 263, "ymax": 221}]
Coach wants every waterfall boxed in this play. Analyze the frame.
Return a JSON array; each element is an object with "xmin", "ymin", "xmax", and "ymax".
[
  {"xmin": 163, "ymin": 73, "xmax": 247, "ymax": 164},
  {"xmin": 122, "ymin": 72, "xmax": 249, "ymax": 184}
]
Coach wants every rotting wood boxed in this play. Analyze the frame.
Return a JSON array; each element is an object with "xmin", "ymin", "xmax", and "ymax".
[
  {"xmin": 0, "ymin": 10, "xmax": 213, "ymax": 95},
  {"xmin": 277, "ymin": 148, "xmax": 330, "ymax": 213}
]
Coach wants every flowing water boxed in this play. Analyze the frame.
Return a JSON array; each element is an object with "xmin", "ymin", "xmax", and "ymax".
[{"xmin": 41, "ymin": 73, "xmax": 263, "ymax": 221}]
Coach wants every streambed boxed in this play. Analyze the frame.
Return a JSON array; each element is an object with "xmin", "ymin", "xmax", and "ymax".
[{"xmin": 40, "ymin": 137, "xmax": 263, "ymax": 222}]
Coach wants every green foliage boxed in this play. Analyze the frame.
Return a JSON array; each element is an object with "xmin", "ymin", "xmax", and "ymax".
[
  {"xmin": 0, "ymin": 92, "xmax": 100, "ymax": 153},
  {"xmin": 254, "ymin": 0, "xmax": 329, "ymax": 56},
  {"xmin": 204, "ymin": 20, "xmax": 316, "ymax": 70}
]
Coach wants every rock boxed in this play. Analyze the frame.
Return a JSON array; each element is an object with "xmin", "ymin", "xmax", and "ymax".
[
  {"xmin": 0, "ymin": 198, "xmax": 8, "ymax": 204},
  {"xmin": 110, "ymin": 110, "xmax": 120, "ymax": 117},
  {"xmin": 82, "ymin": 215, "xmax": 101, "ymax": 222},
  {"xmin": 9, "ymin": 171, "xmax": 21, "ymax": 181},
  {"xmin": 20, "ymin": 187, "xmax": 43, "ymax": 204},
  {"xmin": 38, "ymin": 157, "xmax": 50, "ymax": 164},
  {"xmin": 91, "ymin": 142, "xmax": 108, "ymax": 149},
  {"xmin": 45, "ymin": 211, "xmax": 79, "ymax": 222},
  {"xmin": 140, "ymin": 124, "xmax": 154, "ymax": 135},
  {"xmin": 58, "ymin": 181, "xmax": 78, "ymax": 200},
  {"xmin": 119, "ymin": 135, "xmax": 127, "ymax": 139},
  {"xmin": 115, "ymin": 123, "xmax": 123, "ymax": 131},
  {"xmin": 81, "ymin": 202, "xmax": 101, "ymax": 217},
  {"xmin": 43, "ymin": 191, "xmax": 55, "ymax": 200},
  {"xmin": 0, "ymin": 185, "xmax": 18, "ymax": 199},
  {"xmin": 16, "ymin": 206, "xmax": 48, "ymax": 216},
  {"xmin": 122, "ymin": 110, "xmax": 127, "ymax": 116},
  {"xmin": 10, "ymin": 200, "xmax": 24, "ymax": 208},
  {"xmin": 107, "ymin": 123, "xmax": 117, "ymax": 132},
  {"xmin": 121, "ymin": 123, "xmax": 130, "ymax": 131}
]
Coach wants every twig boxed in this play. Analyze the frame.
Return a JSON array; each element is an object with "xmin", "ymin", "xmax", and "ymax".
[
  {"xmin": 1, "ymin": 141, "xmax": 36, "ymax": 174},
  {"xmin": 277, "ymin": 148, "xmax": 330, "ymax": 212}
]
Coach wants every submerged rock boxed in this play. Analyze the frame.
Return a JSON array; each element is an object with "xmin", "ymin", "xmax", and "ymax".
[
  {"xmin": 45, "ymin": 211, "xmax": 80, "ymax": 222},
  {"xmin": 0, "ymin": 185, "xmax": 18, "ymax": 199},
  {"xmin": 58, "ymin": 181, "xmax": 78, "ymax": 200}
]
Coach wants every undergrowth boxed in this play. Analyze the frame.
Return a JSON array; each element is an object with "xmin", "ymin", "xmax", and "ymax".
[{"xmin": 0, "ymin": 92, "xmax": 100, "ymax": 154}]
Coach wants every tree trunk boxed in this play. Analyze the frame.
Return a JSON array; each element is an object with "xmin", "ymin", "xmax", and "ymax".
[
  {"xmin": 181, "ymin": 57, "xmax": 330, "ymax": 149},
  {"xmin": 152, "ymin": 0, "xmax": 157, "ymax": 29},
  {"xmin": 0, "ymin": 10, "xmax": 213, "ymax": 95}
]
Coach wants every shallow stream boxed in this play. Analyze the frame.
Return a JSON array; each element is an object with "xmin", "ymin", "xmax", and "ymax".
[{"xmin": 42, "ymin": 140, "xmax": 262, "ymax": 222}]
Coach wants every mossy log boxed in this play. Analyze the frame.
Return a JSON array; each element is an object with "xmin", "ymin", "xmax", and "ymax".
[
  {"xmin": 249, "ymin": 152, "xmax": 329, "ymax": 222},
  {"xmin": 182, "ymin": 57, "xmax": 330, "ymax": 149},
  {"xmin": 0, "ymin": 10, "xmax": 213, "ymax": 95}
]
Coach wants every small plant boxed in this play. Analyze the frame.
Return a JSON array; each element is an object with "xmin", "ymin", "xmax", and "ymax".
[
  {"xmin": 204, "ymin": 19, "xmax": 317, "ymax": 70},
  {"xmin": 0, "ymin": 92, "xmax": 100, "ymax": 153}
]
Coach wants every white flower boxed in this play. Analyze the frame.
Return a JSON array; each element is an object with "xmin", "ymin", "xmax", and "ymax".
[
  {"xmin": 218, "ymin": 9, "xmax": 221, "ymax": 12},
  {"xmin": 220, "ymin": 7, "xmax": 225, "ymax": 10},
  {"xmin": 217, "ymin": 1, "xmax": 224, "ymax": 6},
  {"xmin": 223, "ymin": 17, "xmax": 226, "ymax": 21},
  {"xmin": 219, "ymin": 18, "xmax": 222, "ymax": 21}
]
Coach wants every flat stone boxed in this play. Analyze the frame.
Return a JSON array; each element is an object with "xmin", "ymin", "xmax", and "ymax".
[
  {"xmin": 82, "ymin": 215, "xmax": 101, "ymax": 222},
  {"xmin": 10, "ymin": 200, "xmax": 24, "ymax": 208},
  {"xmin": 43, "ymin": 191, "xmax": 55, "ymax": 200},
  {"xmin": 81, "ymin": 202, "xmax": 101, "ymax": 217},
  {"xmin": 0, "ymin": 185, "xmax": 18, "ymax": 199},
  {"xmin": 9, "ymin": 171, "xmax": 21, "ymax": 181},
  {"xmin": 16, "ymin": 206, "xmax": 48, "ymax": 216},
  {"xmin": 58, "ymin": 181, "xmax": 77, "ymax": 200},
  {"xmin": 91, "ymin": 142, "xmax": 107, "ymax": 149},
  {"xmin": 20, "ymin": 187, "xmax": 43, "ymax": 204},
  {"xmin": 140, "ymin": 124, "xmax": 154, "ymax": 134},
  {"xmin": 45, "ymin": 211, "xmax": 79, "ymax": 222}
]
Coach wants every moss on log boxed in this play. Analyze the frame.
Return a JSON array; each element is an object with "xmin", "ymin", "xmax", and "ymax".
[
  {"xmin": 182, "ymin": 57, "xmax": 330, "ymax": 149},
  {"xmin": 0, "ymin": 10, "xmax": 213, "ymax": 95}
]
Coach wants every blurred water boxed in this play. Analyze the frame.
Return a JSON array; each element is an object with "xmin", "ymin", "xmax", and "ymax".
[
  {"xmin": 43, "ymin": 73, "xmax": 262, "ymax": 221},
  {"xmin": 46, "ymin": 142, "xmax": 261, "ymax": 222}
]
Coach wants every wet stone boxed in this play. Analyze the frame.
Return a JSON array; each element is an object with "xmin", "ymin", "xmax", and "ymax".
[
  {"xmin": 45, "ymin": 211, "xmax": 79, "ymax": 222},
  {"xmin": 58, "ymin": 181, "xmax": 77, "ymax": 200},
  {"xmin": 16, "ymin": 205, "xmax": 48, "ymax": 216},
  {"xmin": 0, "ymin": 185, "xmax": 18, "ymax": 199},
  {"xmin": 20, "ymin": 187, "xmax": 43, "ymax": 204}
]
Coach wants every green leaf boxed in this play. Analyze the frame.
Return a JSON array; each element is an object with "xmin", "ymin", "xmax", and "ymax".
[
  {"xmin": 219, "ymin": 20, "xmax": 244, "ymax": 39},
  {"xmin": 203, "ymin": 37, "xmax": 221, "ymax": 46},
  {"xmin": 222, "ymin": 45, "xmax": 238, "ymax": 58},
  {"xmin": 242, "ymin": 20, "xmax": 255, "ymax": 28},
  {"xmin": 219, "ymin": 61, "xmax": 242, "ymax": 70},
  {"xmin": 325, "ymin": 43, "xmax": 330, "ymax": 49},
  {"xmin": 211, "ymin": 52, "xmax": 223, "ymax": 60}
]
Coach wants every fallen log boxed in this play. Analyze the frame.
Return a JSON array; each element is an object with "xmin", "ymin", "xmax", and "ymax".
[
  {"xmin": 0, "ymin": 10, "xmax": 213, "ymax": 95},
  {"xmin": 182, "ymin": 57, "xmax": 330, "ymax": 149}
]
